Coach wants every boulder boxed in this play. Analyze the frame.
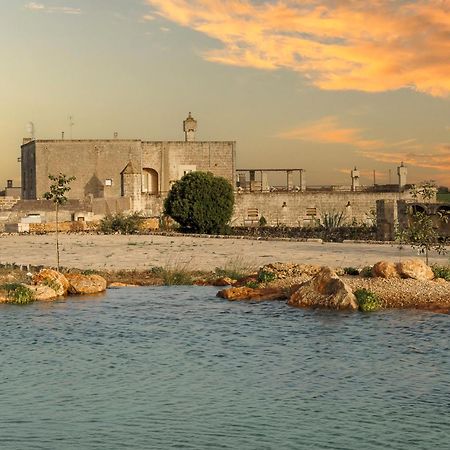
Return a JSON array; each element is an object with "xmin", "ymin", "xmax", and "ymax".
[
  {"xmin": 372, "ymin": 261, "xmax": 400, "ymax": 278},
  {"xmin": 288, "ymin": 267, "xmax": 358, "ymax": 310},
  {"xmin": 212, "ymin": 277, "xmax": 236, "ymax": 287},
  {"xmin": 32, "ymin": 269, "xmax": 70, "ymax": 296},
  {"xmin": 396, "ymin": 259, "xmax": 434, "ymax": 281},
  {"xmin": 108, "ymin": 282, "xmax": 139, "ymax": 288},
  {"xmin": 26, "ymin": 284, "xmax": 58, "ymax": 301},
  {"xmin": 66, "ymin": 273, "xmax": 107, "ymax": 295},
  {"xmin": 217, "ymin": 286, "xmax": 287, "ymax": 301}
]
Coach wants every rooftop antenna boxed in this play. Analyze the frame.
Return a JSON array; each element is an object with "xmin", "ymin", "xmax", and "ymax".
[
  {"xmin": 68, "ymin": 115, "xmax": 74, "ymax": 139},
  {"xmin": 26, "ymin": 121, "xmax": 35, "ymax": 140}
]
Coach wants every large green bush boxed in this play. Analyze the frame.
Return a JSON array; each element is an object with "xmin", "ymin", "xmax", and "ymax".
[
  {"xmin": 1, "ymin": 283, "xmax": 35, "ymax": 305},
  {"xmin": 164, "ymin": 171, "xmax": 234, "ymax": 234},
  {"xmin": 354, "ymin": 289, "xmax": 382, "ymax": 312}
]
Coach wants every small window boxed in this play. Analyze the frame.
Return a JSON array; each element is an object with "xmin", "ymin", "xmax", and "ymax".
[{"xmin": 105, "ymin": 179, "xmax": 113, "ymax": 186}]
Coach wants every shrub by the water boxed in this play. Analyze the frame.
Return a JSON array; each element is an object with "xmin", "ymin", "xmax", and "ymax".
[
  {"xmin": 150, "ymin": 265, "xmax": 193, "ymax": 286},
  {"xmin": 344, "ymin": 267, "xmax": 360, "ymax": 276},
  {"xmin": 99, "ymin": 212, "xmax": 145, "ymax": 234},
  {"xmin": 359, "ymin": 266, "xmax": 374, "ymax": 278},
  {"xmin": 1, "ymin": 283, "xmax": 35, "ymax": 305},
  {"xmin": 257, "ymin": 270, "xmax": 276, "ymax": 283},
  {"xmin": 431, "ymin": 265, "xmax": 450, "ymax": 281},
  {"xmin": 215, "ymin": 256, "xmax": 257, "ymax": 281},
  {"xmin": 354, "ymin": 289, "xmax": 382, "ymax": 312},
  {"xmin": 164, "ymin": 171, "xmax": 234, "ymax": 234}
]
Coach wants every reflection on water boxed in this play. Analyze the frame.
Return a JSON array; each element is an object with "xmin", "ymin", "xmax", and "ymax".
[{"xmin": 0, "ymin": 287, "xmax": 449, "ymax": 450}]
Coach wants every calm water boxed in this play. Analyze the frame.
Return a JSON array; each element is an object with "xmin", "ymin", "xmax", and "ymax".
[{"xmin": 0, "ymin": 287, "xmax": 449, "ymax": 450}]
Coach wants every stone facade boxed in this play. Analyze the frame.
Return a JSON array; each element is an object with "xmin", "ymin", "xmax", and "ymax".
[{"xmin": 21, "ymin": 114, "xmax": 236, "ymax": 211}]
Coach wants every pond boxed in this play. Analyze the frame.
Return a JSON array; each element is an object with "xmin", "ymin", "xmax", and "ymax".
[{"xmin": 0, "ymin": 287, "xmax": 448, "ymax": 449}]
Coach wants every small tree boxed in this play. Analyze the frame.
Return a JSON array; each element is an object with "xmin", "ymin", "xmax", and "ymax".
[
  {"xmin": 164, "ymin": 171, "xmax": 234, "ymax": 234},
  {"xmin": 43, "ymin": 173, "xmax": 76, "ymax": 270},
  {"xmin": 396, "ymin": 210, "xmax": 447, "ymax": 265}
]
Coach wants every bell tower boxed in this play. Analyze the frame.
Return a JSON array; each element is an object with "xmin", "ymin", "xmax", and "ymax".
[{"xmin": 183, "ymin": 112, "xmax": 197, "ymax": 142}]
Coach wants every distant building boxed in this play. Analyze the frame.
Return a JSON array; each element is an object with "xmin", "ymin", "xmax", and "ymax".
[{"xmin": 21, "ymin": 113, "xmax": 236, "ymax": 212}]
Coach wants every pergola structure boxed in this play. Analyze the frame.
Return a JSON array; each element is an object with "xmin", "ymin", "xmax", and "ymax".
[{"xmin": 236, "ymin": 169, "xmax": 306, "ymax": 192}]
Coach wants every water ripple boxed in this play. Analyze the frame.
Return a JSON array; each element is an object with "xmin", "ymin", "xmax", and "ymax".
[{"xmin": 0, "ymin": 286, "xmax": 449, "ymax": 449}]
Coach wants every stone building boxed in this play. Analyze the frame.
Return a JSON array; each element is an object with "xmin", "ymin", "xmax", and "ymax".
[
  {"xmin": 13, "ymin": 113, "xmax": 414, "ymax": 229},
  {"xmin": 21, "ymin": 113, "xmax": 236, "ymax": 214}
]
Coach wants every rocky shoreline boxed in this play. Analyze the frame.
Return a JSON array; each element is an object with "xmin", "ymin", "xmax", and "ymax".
[{"xmin": 0, "ymin": 258, "xmax": 449, "ymax": 313}]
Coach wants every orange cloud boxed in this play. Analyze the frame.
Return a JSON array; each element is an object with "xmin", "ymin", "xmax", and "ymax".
[
  {"xmin": 145, "ymin": 0, "xmax": 450, "ymax": 96},
  {"xmin": 277, "ymin": 116, "xmax": 384, "ymax": 150},
  {"xmin": 360, "ymin": 144, "xmax": 450, "ymax": 173}
]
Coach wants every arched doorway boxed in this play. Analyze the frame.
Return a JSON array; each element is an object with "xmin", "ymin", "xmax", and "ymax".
[{"xmin": 142, "ymin": 168, "xmax": 159, "ymax": 194}]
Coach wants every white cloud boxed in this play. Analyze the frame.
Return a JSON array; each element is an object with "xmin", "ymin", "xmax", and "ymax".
[{"xmin": 24, "ymin": 2, "xmax": 81, "ymax": 15}]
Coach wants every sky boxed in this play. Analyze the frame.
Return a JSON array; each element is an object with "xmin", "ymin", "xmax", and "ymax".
[{"xmin": 0, "ymin": 0, "xmax": 449, "ymax": 187}]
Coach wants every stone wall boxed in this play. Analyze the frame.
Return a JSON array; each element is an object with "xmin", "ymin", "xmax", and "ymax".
[
  {"xmin": 232, "ymin": 191, "xmax": 411, "ymax": 227},
  {"xmin": 0, "ymin": 197, "xmax": 20, "ymax": 211}
]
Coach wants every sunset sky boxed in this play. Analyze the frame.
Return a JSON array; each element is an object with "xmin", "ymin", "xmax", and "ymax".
[{"xmin": 1, "ymin": 0, "xmax": 449, "ymax": 187}]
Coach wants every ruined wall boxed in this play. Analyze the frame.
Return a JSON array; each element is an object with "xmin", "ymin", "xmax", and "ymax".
[
  {"xmin": 232, "ymin": 191, "xmax": 412, "ymax": 227},
  {"xmin": 0, "ymin": 197, "xmax": 20, "ymax": 211}
]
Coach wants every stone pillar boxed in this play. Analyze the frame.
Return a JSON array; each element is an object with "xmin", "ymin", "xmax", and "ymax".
[
  {"xmin": 397, "ymin": 162, "xmax": 407, "ymax": 190},
  {"xmin": 261, "ymin": 171, "xmax": 269, "ymax": 192},
  {"xmin": 351, "ymin": 167, "xmax": 360, "ymax": 192},
  {"xmin": 300, "ymin": 170, "xmax": 306, "ymax": 191},
  {"xmin": 287, "ymin": 170, "xmax": 294, "ymax": 191},
  {"xmin": 376, "ymin": 199, "xmax": 397, "ymax": 241}
]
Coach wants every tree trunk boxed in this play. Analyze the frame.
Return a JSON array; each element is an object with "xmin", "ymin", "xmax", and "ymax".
[{"xmin": 56, "ymin": 203, "xmax": 60, "ymax": 271}]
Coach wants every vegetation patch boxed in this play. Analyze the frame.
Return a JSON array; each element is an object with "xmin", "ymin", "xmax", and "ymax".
[
  {"xmin": 1, "ymin": 283, "xmax": 35, "ymax": 305},
  {"xmin": 257, "ymin": 270, "xmax": 276, "ymax": 283},
  {"xmin": 431, "ymin": 265, "xmax": 450, "ymax": 281},
  {"xmin": 99, "ymin": 212, "xmax": 145, "ymax": 235},
  {"xmin": 150, "ymin": 265, "xmax": 193, "ymax": 286},
  {"xmin": 344, "ymin": 267, "xmax": 360, "ymax": 276},
  {"xmin": 354, "ymin": 289, "xmax": 382, "ymax": 312},
  {"xmin": 215, "ymin": 256, "xmax": 257, "ymax": 281},
  {"xmin": 359, "ymin": 266, "xmax": 374, "ymax": 278}
]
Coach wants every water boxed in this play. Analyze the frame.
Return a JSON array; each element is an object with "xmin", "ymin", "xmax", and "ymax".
[{"xmin": 0, "ymin": 287, "xmax": 449, "ymax": 450}]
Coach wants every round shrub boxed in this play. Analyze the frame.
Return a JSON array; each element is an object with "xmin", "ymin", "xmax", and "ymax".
[
  {"xmin": 1, "ymin": 283, "xmax": 35, "ymax": 305},
  {"xmin": 354, "ymin": 288, "xmax": 382, "ymax": 312},
  {"xmin": 164, "ymin": 171, "xmax": 234, "ymax": 234}
]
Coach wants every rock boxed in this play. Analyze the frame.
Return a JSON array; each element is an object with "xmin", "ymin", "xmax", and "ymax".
[
  {"xmin": 32, "ymin": 269, "xmax": 70, "ymax": 296},
  {"xmin": 66, "ymin": 274, "xmax": 107, "ymax": 295},
  {"xmin": 372, "ymin": 261, "xmax": 400, "ymax": 278},
  {"xmin": 212, "ymin": 277, "xmax": 236, "ymax": 286},
  {"xmin": 396, "ymin": 259, "xmax": 434, "ymax": 281},
  {"xmin": 288, "ymin": 267, "xmax": 358, "ymax": 310},
  {"xmin": 0, "ymin": 291, "xmax": 8, "ymax": 304},
  {"xmin": 108, "ymin": 282, "xmax": 139, "ymax": 288},
  {"xmin": 217, "ymin": 286, "xmax": 287, "ymax": 301},
  {"xmin": 26, "ymin": 284, "xmax": 58, "ymax": 301},
  {"xmin": 434, "ymin": 278, "xmax": 448, "ymax": 284}
]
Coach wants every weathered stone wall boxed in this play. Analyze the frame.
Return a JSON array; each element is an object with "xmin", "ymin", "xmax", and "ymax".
[
  {"xmin": 0, "ymin": 197, "xmax": 20, "ymax": 211},
  {"xmin": 232, "ymin": 191, "xmax": 412, "ymax": 227},
  {"xmin": 22, "ymin": 140, "xmax": 142, "ymax": 200},
  {"xmin": 22, "ymin": 139, "xmax": 236, "ymax": 204}
]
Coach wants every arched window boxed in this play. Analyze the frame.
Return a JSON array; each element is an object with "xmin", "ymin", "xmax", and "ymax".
[{"xmin": 142, "ymin": 168, "xmax": 159, "ymax": 194}]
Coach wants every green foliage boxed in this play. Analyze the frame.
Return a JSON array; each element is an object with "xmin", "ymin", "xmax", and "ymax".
[
  {"xmin": 396, "ymin": 210, "xmax": 448, "ymax": 265},
  {"xmin": 215, "ymin": 256, "xmax": 257, "ymax": 281},
  {"xmin": 1, "ymin": 283, "xmax": 35, "ymax": 305},
  {"xmin": 259, "ymin": 216, "xmax": 267, "ymax": 227},
  {"xmin": 359, "ymin": 266, "xmax": 374, "ymax": 278},
  {"xmin": 410, "ymin": 180, "xmax": 437, "ymax": 203},
  {"xmin": 150, "ymin": 265, "xmax": 193, "ymax": 286},
  {"xmin": 344, "ymin": 267, "xmax": 360, "ymax": 276},
  {"xmin": 42, "ymin": 278, "xmax": 60, "ymax": 292},
  {"xmin": 245, "ymin": 280, "xmax": 260, "ymax": 289},
  {"xmin": 431, "ymin": 265, "xmax": 450, "ymax": 281},
  {"xmin": 43, "ymin": 173, "xmax": 76, "ymax": 205},
  {"xmin": 257, "ymin": 269, "xmax": 276, "ymax": 283},
  {"xmin": 99, "ymin": 212, "xmax": 145, "ymax": 234},
  {"xmin": 321, "ymin": 210, "xmax": 345, "ymax": 230},
  {"xmin": 164, "ymin": 171, "xmax": 234, "ymax": 234},
  {"xmin": 354, "ymin": 289, "xmax": 382, "ymax": 312}
]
